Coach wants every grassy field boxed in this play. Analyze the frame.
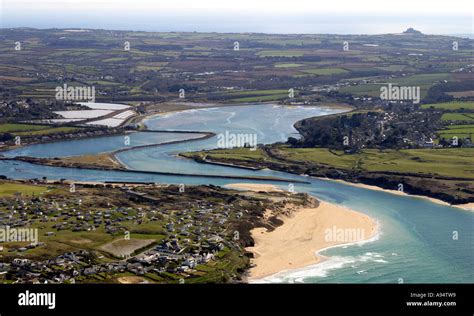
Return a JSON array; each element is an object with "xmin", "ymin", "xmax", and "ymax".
[
  {"xmin": 58, "ymin": 153, "xmax": 124, "ymax": 169},
  {"xmin": 15, "ymin": 126, "xmax": 82, "ymax": 136},
  {"xmin": 441, "ymin": 113, "xmax": 474, "ymax": 121},
  {"xmin": 224, "ymin": 89, "xmax": 296, "ymax": 102},
  {"xmin": 422, "ymin": 101, "xmax": 474, "ymax": 110},
  {"xmin": 444, "ymin": 124, "xmax": 474, "ymax": 130},
  {"xmin": 0, "ymin": 182, "xmax": 49, "ymax": 197},
  {"xmin": 257, "ymin": 50, "xmax": 305, "ymax": 57},
  {"xmin": 376, "ymin": 65, "xmax": 405, "ymax": 72},
  {"xmin": 134, "ymin": 65, "xmax": 162, "ymax": 72},
  {"xmin": 1, "ymin": 209, "xmax": 167, "ymax": 260},
  {"xmin": 0, "ymin": 123, "xmax": 51, "ymax": 132},
  {"xmin": 341, "ymin": 83, "xmax": 433, "ymax": 98},
  {"xmin": 390, "ymin": 73, "xmax": 451, "ymax": 86},
  {"xmin": 230, "ymin": 94, "xmax": 290, "ymax": 102},
  {"xmin": 0, "ymin": 123, "xmax": 82, "ymax": 136},
  {"xmin": 87, "ymin": 80, "xmax": 122, "ymax": 86},
  {"xmin": 437, "ymin": 124, "xmax": 474, "ymax": 139},
  {"xmin": 194, "ymin": 147, "xmax": 474, "ymax": 179},
  {"xmin": 433, "ymin": 104, "xmax": 474, "ymax": 138},
  {"xmin": 278, "ymin": 147, "xmax": 474, "ymax": 178},
  {"xmin": 226, "ymin": 89, "xmax": 288, "ymax": 96},
  {"xmin": 340, "ymin": 73, "xmax": 451, "ymax": 98},
  {"xmin": 301, "ymin": 68, "xmax": 348, "ymax": 75},
  {"xmin": 274, "ymin": 63, "xmax": 304, "ymax": 68},
  {"xmin": 102, "ymin": 57, "xmax": 128, "ymax": 62},
  {"xmin": 339, "ymin": 84, "xmax": 385, "ymax": 97},
  {"xmin": 183, "ymin": 147, "xmax": 269, "ymax": 162},
  {"xmin": 301, "ymin": 109, "xmax": 382, "ymax": 123}
]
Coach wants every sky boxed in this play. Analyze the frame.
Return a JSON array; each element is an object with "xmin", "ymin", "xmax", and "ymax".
[{"xmin": 1, "ymin": 0, "xmax": 473, "ymax": 35}]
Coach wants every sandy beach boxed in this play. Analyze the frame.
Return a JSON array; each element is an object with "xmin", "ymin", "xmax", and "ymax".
[
  {"xmin": 341, "ymin": 180, "xmax": 450, "ymax": 205},
  {"xmin": 453, "ymin": 202, "xmax": 474, "ymax": 211},
  {"xmin": 327, "ymin": 179, "xmax": 474, "ymax": 211},
  {"xmin": 225, "ymin": 183, "xmax": 284, "ymax": 192},
  {"xmin": 228, "ymin": 183, "xmax": 378, "ymax": 281}
]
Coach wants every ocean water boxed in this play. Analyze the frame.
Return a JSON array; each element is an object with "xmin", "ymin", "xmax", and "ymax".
[
  {"xmin": 1, "ymin": 104, "xmax": 472, "ymax": 283},
  {"xmin": 1, "ymin": 10, "xmax": 471, "ymax": 36}
]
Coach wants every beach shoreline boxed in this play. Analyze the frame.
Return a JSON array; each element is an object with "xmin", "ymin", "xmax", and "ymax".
[
  {"xmin": 139, "ymin": 101, "xmax": 352, "ymax": 123},
  {"xmin": 224, "ymin": 183, "xmax": 284, "ymax": 192},
  {"xmin": 227, "ymin": 183, "xmax": 378, "ymax": 282},
  {"xmin": 324, "ymin": 178, "xmax": 474, "ymax": 211}
]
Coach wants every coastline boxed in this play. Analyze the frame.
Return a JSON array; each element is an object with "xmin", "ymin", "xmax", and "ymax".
[
  {"xmin": 4, "ymin": 101, "xmax": 470, "ymax": 210},
  {"xmin": 227, "ymin": 183, "xmax": 378, "ymax": 282},
  {"xmin": 326, "ymin": 179, "xmax": 474, "ymax": 211},
  {"xmin": 186, "ymin": 150, "xmax": 474, "ymax": 208},
  {"xmin": 224, "ymin": 183, "xmax": 284, "ymax": 192},
  {"xmin": 139, "ymin": 101, "xmax": 351, "ymax": 122},
  {"xmin": 453, "ymin": 202, "xmax": 474, "ymax": 211}
]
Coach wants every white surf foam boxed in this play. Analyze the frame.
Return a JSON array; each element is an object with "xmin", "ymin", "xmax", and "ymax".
[
  {"xmin": 251, "ymin": 223, "xmax": 383, "ymax": 284},
  {"xmin": 252, "ymin": 250, "xmax": 388, "ymax": 284}
]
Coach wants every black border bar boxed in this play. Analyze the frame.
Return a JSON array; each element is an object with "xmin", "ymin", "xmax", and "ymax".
[{"xmin": 0, "ymin": 284, "xmax": 471, "ymax": 315}]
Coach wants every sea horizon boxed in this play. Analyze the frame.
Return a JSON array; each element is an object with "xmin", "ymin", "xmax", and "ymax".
[
  {"xmin": 1, "ymin": 11, "xmax": 472, "ymax": 37},
  {"xmin": 1, "ymin": 25, "xmax": 473, "ymax": 39}
]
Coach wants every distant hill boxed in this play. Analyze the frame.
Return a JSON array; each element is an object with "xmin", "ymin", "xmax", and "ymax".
[{"xmin": 403, "ymin": 27, "xmax": 423, "ymax": 35}]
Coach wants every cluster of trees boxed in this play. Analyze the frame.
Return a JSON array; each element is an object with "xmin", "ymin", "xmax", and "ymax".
[
  {"xmin": 0, "ymin": 133, "xmax": 14, "ymax": 142},
  {"xmin": 423, "ymin": 80, "xmax": 474, "ymax": 104},
  {"xmin": 291, "ymin": 112, "xmax": 382, "ymax": 149}
]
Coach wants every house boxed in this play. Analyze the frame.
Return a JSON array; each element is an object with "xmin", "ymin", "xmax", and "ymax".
[
  {"xmin": 166, "ymin": 223, "xmax": 174, "ymax": 232},
  {"xmin": 422, "ymin": 139, "xmax": 434, "ymax": 148},
  {"xmin": 83, "ymin": 266, "xmax": 98, "ymax": 275}
]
